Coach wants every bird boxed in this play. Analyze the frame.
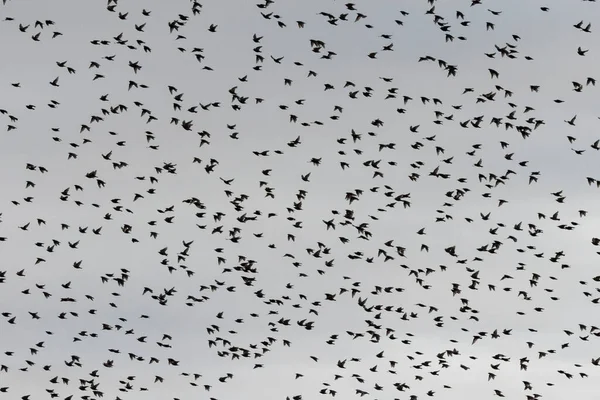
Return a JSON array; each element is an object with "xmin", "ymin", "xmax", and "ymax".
[{"xmin": 1, "ymin": 1, "xmax": 600, "ymax": 400}]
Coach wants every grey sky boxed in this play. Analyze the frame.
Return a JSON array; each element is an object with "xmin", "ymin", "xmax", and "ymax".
[{"xmin": 1, "ymin": 0, "xmax": 600, "ymax": 399}]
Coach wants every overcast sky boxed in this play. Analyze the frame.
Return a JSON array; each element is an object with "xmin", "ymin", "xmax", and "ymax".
[{"xmin": 2, "ymin": 0, "xmax": 600, "ymax": 399}]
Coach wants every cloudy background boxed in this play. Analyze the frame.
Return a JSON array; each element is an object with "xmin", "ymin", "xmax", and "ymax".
[{"xmin": 1, "ymin": 0, "xmax": 600, "ymax": 399}]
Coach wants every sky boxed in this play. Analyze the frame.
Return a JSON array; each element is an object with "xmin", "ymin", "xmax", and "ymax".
[{"xmin": 1, "ymin": 0, "xmax": 600, "ymax": 399}]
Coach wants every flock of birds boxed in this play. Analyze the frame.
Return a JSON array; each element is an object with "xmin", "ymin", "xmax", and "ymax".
[{"xmin": 2, "ymin": 0, "xmax": 600, "ymax": 399}]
